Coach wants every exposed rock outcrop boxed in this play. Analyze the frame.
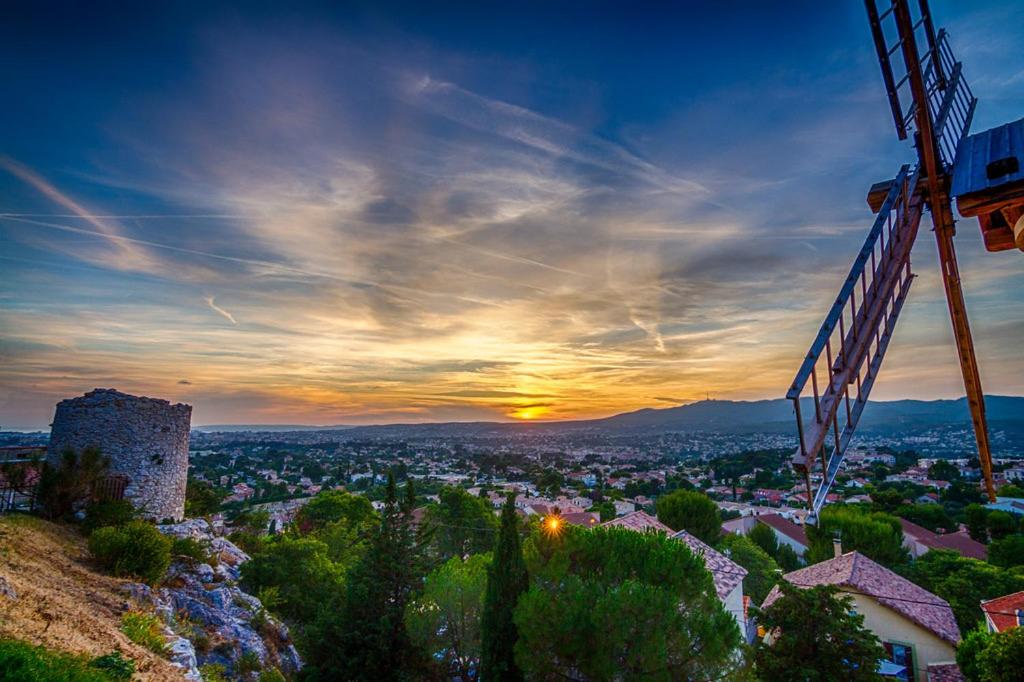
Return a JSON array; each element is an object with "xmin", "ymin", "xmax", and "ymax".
[{"xmin": 123, "ymin": 519, "xmax": 302, "ymax": 680}]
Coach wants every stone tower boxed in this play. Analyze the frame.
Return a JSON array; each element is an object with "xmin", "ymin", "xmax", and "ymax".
[{"xmin": 47, "ymin": 388, "xmax": 192, "ymax": 521}]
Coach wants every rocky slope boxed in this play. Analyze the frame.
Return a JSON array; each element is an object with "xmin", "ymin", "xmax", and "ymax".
[{"xmin": 0, "ymin": 514, "xmax": 301, "ymax": 681}]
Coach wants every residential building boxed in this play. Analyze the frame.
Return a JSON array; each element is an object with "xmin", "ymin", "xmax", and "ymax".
[
  {"xmin": 899, "ymin": 519, "xmax": 987, "ymax": 561},
  {"xmin": 981, "ymin": 591, "xmax": 1024, "ymax": 633},
  {"xmin": 763, "ymin": 551, "xmax": 961, "ymax": 682}
]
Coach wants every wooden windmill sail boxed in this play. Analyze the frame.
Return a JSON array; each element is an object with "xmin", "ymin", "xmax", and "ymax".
[{"xmin": 787, "ymin": 0, "xmax": 1022, "ymax": 521}]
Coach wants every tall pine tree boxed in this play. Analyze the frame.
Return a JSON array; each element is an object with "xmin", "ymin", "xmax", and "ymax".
[
  {"xmin": 315, "ymin": 470, "xmax": 426, "ymax": 680},
  {"xmin": 480, "ymin": 492, "xmax": 529, "ymax": 681}
]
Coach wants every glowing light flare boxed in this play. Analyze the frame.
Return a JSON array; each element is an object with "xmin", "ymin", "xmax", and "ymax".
[
  {"xmin": 543, "ymin": 515, "xmax": 563, "ymax": 536},
  {"xmin": 509, "ymin": 405, "xmax": 550, "ymax": 420}
]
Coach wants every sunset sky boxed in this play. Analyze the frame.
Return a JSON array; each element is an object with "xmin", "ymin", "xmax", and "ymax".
[{"xmin": 2, "ymin": 1, "xmax": 1022, "ymax": 429}]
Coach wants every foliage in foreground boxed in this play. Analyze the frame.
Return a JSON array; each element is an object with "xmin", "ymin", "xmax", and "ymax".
[
  {"xmin": 88, "ymin": 520, "xmax": 172, "ymax": 585},
  {"xmin": 718, "ymin": 533, "xmax": 781, "ymax": 604},
  {"xmin": 480, "ymin": 493, "xmax": 529, "ymax": 682},
  {"xmin": 303, "ymin": 474, "xmax": 427, "ymax": 680},
  {"xmin": 958, "ymin": 626, "xmax": 1024, "ymax": 682},
  {"xmin": 754, "ymin": 582, "xmax": 885, "ymax": 681},
  {"xmin": 0, "ymin": 639, "xmax": 120, "ymax": 682},
  {"xmin": 899, "ymin": 549, "xmax": 1024, "ymax": 633},
  {"xmin": 515, "ymin": 524, "xmax": 740, "ymax": 679}
]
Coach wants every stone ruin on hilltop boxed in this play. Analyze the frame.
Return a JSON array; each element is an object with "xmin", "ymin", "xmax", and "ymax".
[{"xmin": 47, "ymin": 388, "xmax": 191, "ymax": 521}]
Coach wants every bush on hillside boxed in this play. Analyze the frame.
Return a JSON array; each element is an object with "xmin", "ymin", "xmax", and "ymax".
[
  {"xmin": 88, "ymin": 652, "xmax": 135, "ymax": 681},
  {"xmin": 89, "ymin": 521, "xmax": 172, "ymax": 585},
  {"xmin": 119, "ymin": 612, "xmax": 167, "ymax": 655},
  {"xmin": 0, "ymin": 638, "xmax": 112, "ymax": 682},
  {"xmin": 170, "ymin": 536, "xmax": 212, "ymax": 565},
  {"xmin": 81, "ymin": 500, "xmax": 137, "ymax": 536}
]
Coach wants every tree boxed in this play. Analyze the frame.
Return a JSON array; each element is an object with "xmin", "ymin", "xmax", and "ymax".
[
  {"xmin": 754, "ymin": 582, "xmax": 885, "ymax": 681},
  {"xmin": 895, "ymin": 503, "xmax": 955, "ymax": 533},
  {"xmin": 966, "ymin": 504, "xmax": 990, "ymax": 542},
  {"xmin": 655, "ymin": 489, "xmax": 721, "ymax": 544},
  {"xmin": 977, "ymin": 626, "xmax": 1024, "ymax": 682},
  {"xmin": 928, "ymin": 460, "xmax": 961, "ymax": 482},
  {"xmin": 514, "ymin": 525, "xmax": 740, "ymax": 679},
  {"xmin": 406, "ymin": 553, "xmax": 489, "ymax": 680},
  {"xmin": 957, "ymin": 627, "xmax": 990, "ymax": 682},
  {"xmin": 806, "ymin": 505, "xmax": 909, "ymax": 568},
  {"xmin": 184, "ymin": 477, "xmax": 226, "ymax": 517},
  {"xmin": 749, "ymin": 523, "xmax": 779, "ymax": 555},
  {"xmin": 587, "ymin": 501, "xmax": 616, "ymax": 522},
  {"xmin": 293, "ymin": 489, "xmax": 376, "ymax": 535},
  {"xmin": 425, "ymin": 486, "xmax": 499, "ymax": 561},
  {"xmin": 239, "ymin": 536, "xmax": 342, "ymax": 623},
  {"xmin": 997, "ymin": 484, "xmax": 1024, "ymax": 499},
  {"xmin": 37, "ymin": 447, "xmax": 110, "ymax": 520},
  {"xmin": 306, "ymin": 472, "xmax": 426, "ymax": 680},
  {"xmin": 870, "ymin": 488, "xmax": 906, "ymax": 513},
  {"xmin": 987, "ymin": 511, "xmax": 1018, "ymax": 541},
  {"xmin": 480, "ymin": 493, "xmax": 529, "ymax": 682},
  {"xmin": 719, "ymin": 533, "xmax": 781, "ymax": 604},
  {"xmin": 901, "ymin": 549, "xmax": 1024, "ymax": 632},
  {"xmin": 988, "ymin": 535, "xmax": 1024, "ymax": 569}
]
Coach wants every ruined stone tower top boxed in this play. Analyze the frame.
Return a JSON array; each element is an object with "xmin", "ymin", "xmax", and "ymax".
[{"xmin": 47, "ymin": 388, "xmax": 192, "ymax": 521}]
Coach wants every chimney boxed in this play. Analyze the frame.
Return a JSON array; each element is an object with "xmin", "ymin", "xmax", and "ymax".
[{"xmin": 832, "ymin": 535, "xmax": 843, "ymax": 558}]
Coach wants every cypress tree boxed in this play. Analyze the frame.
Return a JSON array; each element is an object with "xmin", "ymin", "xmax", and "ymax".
[
  {"xmin": 480, "ymin": 492, "xmax": 529, "ymax": 681},
  {"xmin": 321, "ymin": 470, "xmax": 425, "ymax": 680}
]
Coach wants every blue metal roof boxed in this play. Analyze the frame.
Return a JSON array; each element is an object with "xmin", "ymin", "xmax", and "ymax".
[{"xmin": 951, "ymin": 116, "xmax": 1024, "ymax": 198}]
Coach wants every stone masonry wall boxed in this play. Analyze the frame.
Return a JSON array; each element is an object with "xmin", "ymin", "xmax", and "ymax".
[{"xmin": 47, "ymin": 389, "xmax": 192, "ymax": 521}]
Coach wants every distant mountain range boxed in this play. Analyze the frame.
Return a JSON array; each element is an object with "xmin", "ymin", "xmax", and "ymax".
[{"xmin": 193, "ymin": 395, "xmax": 1024, "ymax": 437}]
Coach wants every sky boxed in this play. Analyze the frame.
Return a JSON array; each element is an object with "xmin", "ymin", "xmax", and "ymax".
[{"xmin": 1, "ymin": 1, "xmax": 1022, "ymax": 429}]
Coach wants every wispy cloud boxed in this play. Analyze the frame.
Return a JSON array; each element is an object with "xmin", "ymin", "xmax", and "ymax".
[{"xmin": 204, "ymin": 296, "xmax": 237, "ymax": 325}]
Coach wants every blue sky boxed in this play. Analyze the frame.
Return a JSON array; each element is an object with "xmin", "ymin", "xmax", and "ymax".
[{"xmin": 1, "ymin": 1, "xmax": 1022, "ymax": 428}]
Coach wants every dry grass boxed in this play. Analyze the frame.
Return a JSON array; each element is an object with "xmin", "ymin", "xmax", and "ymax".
[{"xmin": 0, "ymin": 514, "xmax": 186, "ymax": 680}]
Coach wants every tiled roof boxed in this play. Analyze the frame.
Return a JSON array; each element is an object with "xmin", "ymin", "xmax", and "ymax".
[
  {"xmin": 671, "ymin": 530, "xmax": 747, "ymax": 600},
  {"xmin": 762, "ymin": 551, "xmax": 961, "ymax": 645},
  {"xmin": 601, "ymin": 510, "xmax": 673, "ymax": 534},
  {"xmin": 981, "ymin": 590, "xmax": 1024, "ymax": 633},
  {"xmin": 757, "ymin": 513, "xmax": 808, "ymax": 548},
  {"xmin": 926, "ymin": 663, "xmax": 966, "ymax": 682},
  {"xmin": 561, "ymin": 512, "xmax": 600, "ymax": 528},
  {"xmin": 899, "ymin": 519, "xmax": 987, "ymax": 560}
]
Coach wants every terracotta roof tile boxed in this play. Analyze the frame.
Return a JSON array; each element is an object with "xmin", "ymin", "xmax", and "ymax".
[
  {"xmin": 980, "ymin": 590, "xmax": 1024, "ymax": 633},
  {"xmin": 757, "ymin": 513, "xmax": 808, "ymax": 547},
  {"xmin": 762, "ymin": 551, "xmax": 960, "ymax": 645},
  {"xmin": 899, "ymin": 519, "xmax": 987, "ymax": 560},
  {"xmin": 671, "ymin": 530, "xmax": 747, "ymax": 600},
  {"xmin": 926, "ymin": 662, "xmax": 966, "ymax": 681},
  {"xmin": 601, "ymin": 510, "xmax": 673, "ymax": 534}
]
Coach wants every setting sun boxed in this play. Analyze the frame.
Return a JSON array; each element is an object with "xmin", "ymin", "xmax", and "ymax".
[{"xmin": 509, "ymin": 406, "xmax": 550, "ymax": 421}]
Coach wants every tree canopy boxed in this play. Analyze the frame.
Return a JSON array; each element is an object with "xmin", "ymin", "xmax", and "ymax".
[
  {"xmin": 900, "ymin": 549, "xmax": 1024, "ymax": 633},
  {"xmin": 655, "ymin": 489, "xmax": 721, "ymax": 544},
  {"xmin": 806, "ymin": 505, "xmax": 909, "ymax": 568},
  {"xmin": 754, "ymin": 582, "xmax": 885, "ymax": 682},
  {"xmin": 425, "ymin": 486, "xmax": 499, "ymax": 561},
  {"xmin": 718, "ymin": 533, "xmax": 781, "ymax": 605},
  {"xmin": 406, "ymin": 553, "xmax": 490, "ymax": 680},
  {"xmin": 958, "ymin": 626, "xmax": 1024, "ymax": 682},
  {"xmin": 514, "ymin": 524, "xmax": 740, "ymax": 680}
]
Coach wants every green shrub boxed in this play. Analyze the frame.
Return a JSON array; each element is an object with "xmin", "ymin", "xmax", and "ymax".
[
  {"xmin": 199, "ymin": 663, "xmax": 229, "ymax": 682},
  {"xmin": 237, "ymin": 650, "xmax": 262, "ymax": 675},
  {"xmin": 37, "ymin": 447, "xmax": 110, "ymax": 521},
  {"xmin": 82, "ymin": 500, "xmax": 137, "ymax": 536},
  {"xmin": 0, "ymin": 638, "xmax": 111, "ymax": 681},
  {"xmin": 89, "ymin": 521, "xmax": 172, "ymax": 585},
  {"xmin": 88, "ymin": 652, "xmax": 135, "ymax": 680},
  {"xmin": 119, "ymin": 612, "xmax": 167, "ymax": 655},
  {"xmin": 170, "ymin": 536, "xmax": 211, "ymax": 564}
]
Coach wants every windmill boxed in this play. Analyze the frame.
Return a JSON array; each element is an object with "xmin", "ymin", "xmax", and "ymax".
[{"xmin": 787, "ymin": 0, "xmax": 1024, "ymax": 523}]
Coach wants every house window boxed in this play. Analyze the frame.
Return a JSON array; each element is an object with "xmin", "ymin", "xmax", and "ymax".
[
  {"xmin": 1017, "ymin": 609, "xmax": 1024, "ymax": 627},
  {"xmin": 883, "ymin": 641, "xmax": 914, "ymax": 681}
]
